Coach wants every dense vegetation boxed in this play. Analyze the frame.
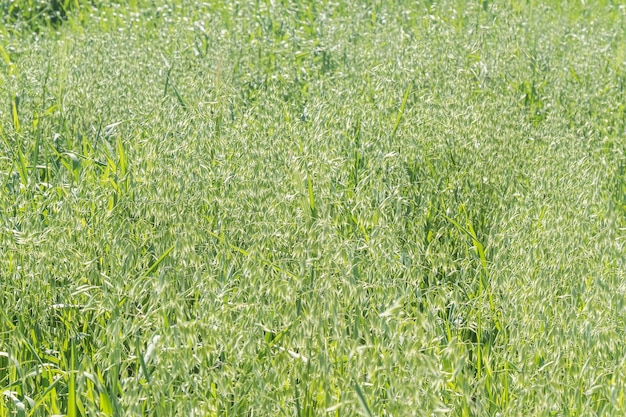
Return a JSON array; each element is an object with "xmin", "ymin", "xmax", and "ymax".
[{"xmin": 1, "ymin": 0, "xmax": 625, "ymax": 415}]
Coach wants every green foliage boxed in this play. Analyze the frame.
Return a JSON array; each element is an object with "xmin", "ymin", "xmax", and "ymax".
[
  {"xmin": 0, "ymin": 0, "xmax": 625, "ymax": 416},
  {"xmin": 1, "ymin": 0, "xmax": 75, "ymax": 29}
]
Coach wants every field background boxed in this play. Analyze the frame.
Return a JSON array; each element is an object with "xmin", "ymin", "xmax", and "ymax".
[{"xmin": 1, "ymin": 0, "xmax": 626, "ymax": 416}]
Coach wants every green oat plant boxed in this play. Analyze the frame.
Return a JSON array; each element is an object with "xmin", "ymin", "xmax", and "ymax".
[{"xmin": 1, "ymin": 0, "xmax": 626, "ymax": 415}]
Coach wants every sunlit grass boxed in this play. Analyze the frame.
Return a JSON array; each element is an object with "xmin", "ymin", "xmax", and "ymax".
[{"xmin": 1, "ymin": 0, "xmax": 625, "ymax": 416}]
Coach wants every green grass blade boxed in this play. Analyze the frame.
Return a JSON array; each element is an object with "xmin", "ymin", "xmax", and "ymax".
[
  {"xmin": 140, "ymin": 245, "xmax": 174, "ymax": 279},
  {"xmin": 67, "ymin": 344, "xmax": 77, "ymax": 417},
  {"xmin": 354, "ymin": 381, "xmax": 374, "ymax": 417},
  {"xmin": 391, "ymin": 83, "xmax": 411, "ymax": 137}
]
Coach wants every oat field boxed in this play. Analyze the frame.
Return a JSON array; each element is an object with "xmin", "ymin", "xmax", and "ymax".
[{"xmin": 1, "ymin": 1, "xmax": 626, "ymax": 416}]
